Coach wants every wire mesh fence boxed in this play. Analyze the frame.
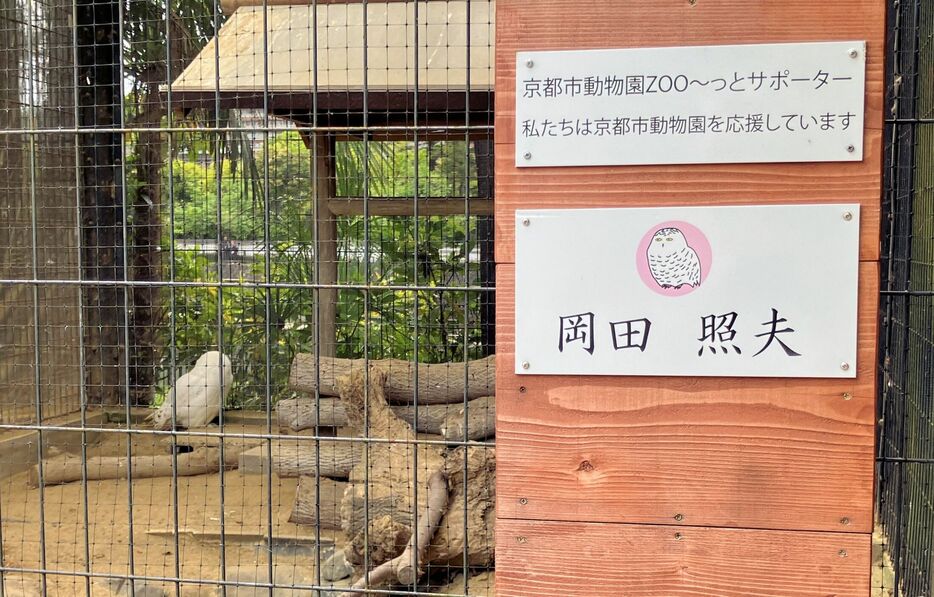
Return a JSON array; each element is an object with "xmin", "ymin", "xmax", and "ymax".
[
  {"xmin": 878, "ymin": 0, "xmax": 934, "ymax": 595},
  {"xmin": 0, "ymin": 0, "xmax": 495, "ymax": 594}
]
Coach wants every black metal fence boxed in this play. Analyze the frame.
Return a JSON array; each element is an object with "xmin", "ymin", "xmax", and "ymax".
[
  {"xmin": 0, "ymin": 0, "xmax": 495, "ymax": 594},
  {"xmin": 878, "ymin": 0, "xmax": 934, "ymax": 595}
]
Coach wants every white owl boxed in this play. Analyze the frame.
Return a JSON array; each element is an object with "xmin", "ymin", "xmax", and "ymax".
[
  {"xmin": 646, "ymin": 227, "xmax": 702, "ymax": 289},
  {"xmin": 148, "ymin": 351, "xmax": 233, "ymax": 430}
]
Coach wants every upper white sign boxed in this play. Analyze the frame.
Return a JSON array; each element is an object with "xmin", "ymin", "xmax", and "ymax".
[
  {"xmin": 514, "ymin": 204, "xmax": 860, "ymax": 378},
  {"xmin": 515, "ymin": 42, "xmax": 866, "ymax": 167}
]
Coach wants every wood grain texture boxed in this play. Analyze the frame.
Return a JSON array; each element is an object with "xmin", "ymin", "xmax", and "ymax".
[
  {"xmin": 237, "ymin": 439, "xmax": 360, "ymax": 478},
  {"xmin": 496, "ymin": 519, "xmax": 871, "ymax": 597},
  {"xmin": 495, "ymin": 262, "xmax": 878, "ymax": 532},
  {"xmin": 289, "ymin": 354, "xmax": 496, "ymax": 405},
  {"xmin": 493, "ymin": 0, "xmax": 885, "ymax": 264},
  {"xmin": 493, "ymin": 2, "xmax": 882, "ymax": 588}
]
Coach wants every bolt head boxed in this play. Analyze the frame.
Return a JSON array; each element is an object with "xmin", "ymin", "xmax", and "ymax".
[
  {"xmin": 841, "ymin": 362, "xmax": 850, "ymax": 371},
  {"xmin": 847, "ymin": 144, "xmax": 856, "ymax": 153},
  {"xmin": 521, "ymin": 361, "xmax": 530, "ymax": 370},
  {"xmin": 674, "ymin": 532, "xmax": 684, "ymax": 541},
  {"xmin": 838, "ymin": 549, "xmax": 848, "ymax": 557},
  {"xmin": 843, "ymin": 392, "xmax": 852, "ymax": 400},
  {"xmin": 840, "ymin": 517, "xmax": 850, "ymax": 526},
  {"xmin": 516, "ymin": 536, "xmax": 527, "ymax": 544},
  {"xmin": 674, "ymin": 513, "xmax": 684, "ymax": 522},
  {"xmin": 518, "ymin": 386, "xmax": 527, "ymax": 394},
  {"xmin": 848, "ymin": 48, "xmax": 859, "ymax": 58},
  {"xmin": 843, "ymin": 211, "xmax": 853, "ymax": 221},
  {"xmin": 519, "ymin": 497, "xmax": 528, "ymax": 505},
  {"xmin": 522, "ymin": 218, "xmax": 530, "ymax": 227},
  {"xmin": 525, "ymin": 59, "xmax": 534, "ymax": 68},
  {"xmin": 523, "ymin": 151, "xmax": 532, "ymax": 160}
]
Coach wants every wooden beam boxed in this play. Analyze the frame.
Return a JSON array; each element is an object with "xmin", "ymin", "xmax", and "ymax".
[
  {"xmin": 327, "ymin": 198, "xmax": 493, "ymax": 217},
  {"xmin": 315, "ymin": 134, "xmax": 338, "ymax": 357}
]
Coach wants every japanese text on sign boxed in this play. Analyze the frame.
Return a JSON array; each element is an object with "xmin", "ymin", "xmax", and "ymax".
[
  {"xmin": 514, "ymin": 204, "xmax": 860, "ymax": 378},
  {"xmin": 515, "ymin": 42, "xmax": 866, "ymax": 167}
]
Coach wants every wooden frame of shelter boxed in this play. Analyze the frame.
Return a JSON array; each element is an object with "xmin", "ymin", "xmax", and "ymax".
[{"xmin": 167, "ymin": 0, "xmax": 496, "ymax": 356}]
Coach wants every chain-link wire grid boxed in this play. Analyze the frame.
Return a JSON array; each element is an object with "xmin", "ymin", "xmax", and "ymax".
[
  {"xmin": 878, "ymin": 0, "xmax": 934, "ymax": 595},
  {"xmin": 0, "ymin": 0, "xmax": 495, "ymax": 594}
]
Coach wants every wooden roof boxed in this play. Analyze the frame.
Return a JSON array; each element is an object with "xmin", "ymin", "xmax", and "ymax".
[{"xmin": 168, "ymin": 0, "xmax": 494, "ymax": 114}]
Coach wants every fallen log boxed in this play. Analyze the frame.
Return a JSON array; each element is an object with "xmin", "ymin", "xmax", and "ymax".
[
  {"xmin": 428, "ymin": 445, "xmax": 496, "ymax": 568},
  {"xmin": 276, "ymin": 395, "xmax": 494, "ymax": 437},
  {"xmin": 276, "ymin": 397, "xmax": 349, "ymax": 430},
  {"xmin": 340, "ymin": 470, "xmax": 448, "ymax": 597},
  {"xmin": 157, "ymin": 427, "xmax": 265, "ymax": 451},
  {"xmin": 338, "ymin": 369, "xmax": 446, "ymax": 577},
  {"xmin": 30, "ymin": 447, "xmax": 240, "ymax": 487},
  {"xmin": 335, "ymin": 368, "xmax": 495, "ymax": 593},
  {"xmin": 289, "ymin": 477, "xmax": 348, "ymax": 529},
  {"xmin": 237, "ymin": 440, "xmax": 361, "ymax": 478},
  {"xmin": 288, "ymin": 355, "xmax": 495, "ymax": 405},
  {"xmin": 440, "ymin": 395, "xmax": 496, "ymax": 442}
]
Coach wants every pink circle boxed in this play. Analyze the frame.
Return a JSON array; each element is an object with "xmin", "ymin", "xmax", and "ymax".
[{"xmin": 635, "ymin": 220, "xmax": 712, "ymax": 297}]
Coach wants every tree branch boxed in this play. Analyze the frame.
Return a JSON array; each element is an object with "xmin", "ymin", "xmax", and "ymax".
[{"xmin": 340, "ymin": 469, "xmax": 448, "ymax": 595}]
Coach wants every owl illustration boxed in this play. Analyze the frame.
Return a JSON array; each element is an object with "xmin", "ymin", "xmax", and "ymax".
[{"xmin": 646, "ymin": 227, "xmax": 702, "ymax": 289}]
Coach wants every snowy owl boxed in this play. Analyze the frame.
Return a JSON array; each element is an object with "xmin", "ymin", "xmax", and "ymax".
[
  {"xmin": 646, "ymin": 227, "xmax": 702, "ymax": 289},
  {"xmin": 148, "ymin": 351, "xmax": 233, "ymax": 430}
]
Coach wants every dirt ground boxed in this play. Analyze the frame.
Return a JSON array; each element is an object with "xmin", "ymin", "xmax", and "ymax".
[
  {"xmin": 0, "ymin": 428, "xmax": 338, "ymax": 596},
  {"xmin": 0, "ymin": 417, "xmax": 886, "ymax": 596}
]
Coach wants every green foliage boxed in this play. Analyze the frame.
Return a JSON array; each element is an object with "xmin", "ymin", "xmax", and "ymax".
[
  {"xmin": 168, "ymin": 131, "xmax": 313, "ymax": 241},
  {"xmin": 158, "ymin": 244, "xmax": 316, "ymax": 409},
  {"xmin": 155, "ymin": 132, "xmax": 486, "ymax": 408}
]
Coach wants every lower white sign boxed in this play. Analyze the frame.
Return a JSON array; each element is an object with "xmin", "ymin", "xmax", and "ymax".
[{"xmin": 514, "ymin": 204, "xmax": 860, "ymax": 378}]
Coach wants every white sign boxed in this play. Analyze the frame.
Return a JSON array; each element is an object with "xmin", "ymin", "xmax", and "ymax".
[
  {"xmin": 514, "ymin": 204, "xmax": 860, "ymax": 378},
  {"xmin": 515, "ymin": 41, "xmax": 866, "ymax": 167}
]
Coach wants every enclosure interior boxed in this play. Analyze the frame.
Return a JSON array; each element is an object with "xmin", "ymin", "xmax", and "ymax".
[{"xmin": 0, "ymin": 0, "xmax": 496, "ymax": 594}]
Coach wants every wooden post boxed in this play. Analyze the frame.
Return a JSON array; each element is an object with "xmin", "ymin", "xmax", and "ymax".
[
  {"xmin": 495, "ymin": 2, "xmax": 883, "ymax": 595},
  {"xmin": 76, "ymin": 0, "xmax": 125, "ymax": 406},
  {"xmin": 315, "ymin": 134, "xmax": 338, "ymax": 357}
]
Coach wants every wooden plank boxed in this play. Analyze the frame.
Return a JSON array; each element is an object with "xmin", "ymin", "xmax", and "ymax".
[
  {"xmin": 493, "ymin": 0, "xmax": 885, "ymax": 264},
  {"xmin": 494, "ymin": 150, "xmax": 883, "ymax": 264},
  {"xmin": 494, "ymin": 261, "xmax": 878, "ymax": 533},
  {"xmin": 496, "ymin": 519, "xmax": 871, "ymax": 597},
  {"xmin": 327, "ymin": 198, "xmax": 493, "ymax": 217}
]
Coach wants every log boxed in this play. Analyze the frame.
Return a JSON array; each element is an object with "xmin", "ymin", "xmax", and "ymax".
[
  {"xmin": 428, "ymin": 445, "xmax": 496, "ymax": 568},
  {"xmin": 335, "ymin": 368, "xmax": 495, "ymax": 591},
  {"xmin": 341, "ymin": 470, "xmax": 448, "ymax": 596},
  {"xmin": 337, "ymin": 369, "xmax": 447, "ymax": 572},
  {"xmin": 393, "ymin": 469, "xmax": 449, "ymax": 584},
  {"xmin": 158, "ymin": 428, "xmax": 265, "ymax": 451},
  {"xmin": 276, "ymin": 397, "xmax": 349, "ymax": 430},
  {"xmin": 237, "ymin": 440, "xmax": 362, "ymax": 478},
  {"xmin": 277, "ymin": 395, "xmax": 494, "ymax": 437},
  {"xmin": 289, "ymin": 477, "xmax": 348, "ymax": 529},
  {"xmin": 440, "ymin": 395, "xmax": 496, "ymax": 442},
  {"xmin": 288, "ymin": 355, "xmax": 495, "ymax": 405},
  {"xmin": 30, "ymin": 447, "xmax": 240, "ymax": 487}
]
